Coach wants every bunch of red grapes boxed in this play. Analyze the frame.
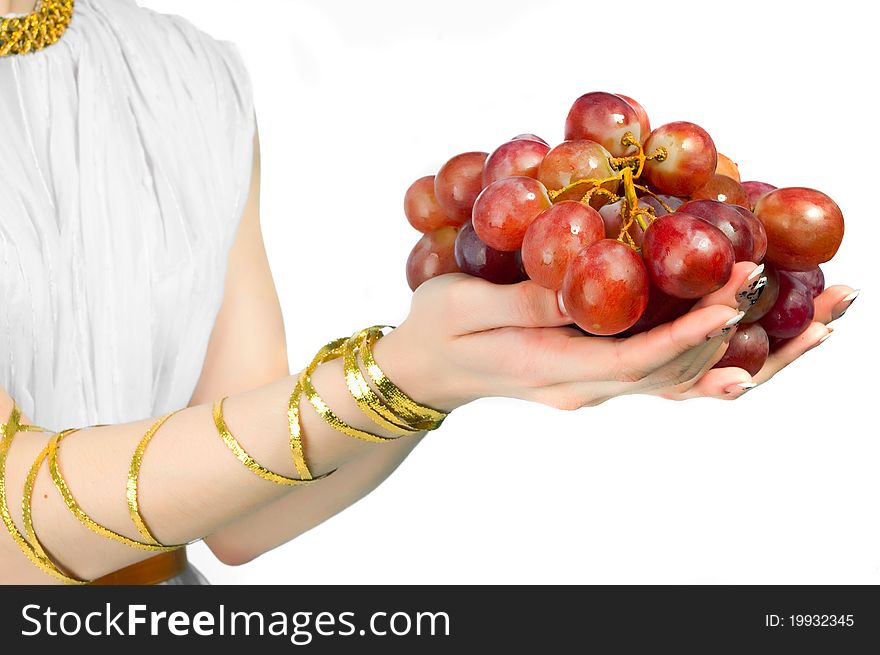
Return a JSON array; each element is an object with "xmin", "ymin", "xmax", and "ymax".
[{"xmin": 403, "ymin": 91, "xmax": 844, "ymax": 376}]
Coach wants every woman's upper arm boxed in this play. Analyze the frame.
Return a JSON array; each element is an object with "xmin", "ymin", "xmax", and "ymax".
[{"xmin": 188, "ymin": 128, "xmax": 290, "ymax": 406}]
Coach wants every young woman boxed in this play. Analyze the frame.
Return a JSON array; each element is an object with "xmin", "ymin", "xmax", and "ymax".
[{"xmin": 0, "ymin": 0, "xmax": 856, "ymax": 584}]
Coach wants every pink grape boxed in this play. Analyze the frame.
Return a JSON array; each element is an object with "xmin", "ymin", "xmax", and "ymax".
[
  {"xmin": 616, "ymin": 94, "xmax": 651, "ymax": 141},
  {"xmin": 786, "ymin": 267, "xmax": 825, "ymax": 298},
  {"xmin": 472, "ymin": 176, "xmax": 552, "ymax": 251},
  {"xmin": 642, "ymin": 122, "xmax": 718, "ymax": 196},
  {"xmin": 453, "ymin": 221, "xmax": 524, "ymax": 284},
  {"xmin": 434, "ymin": 152, "xmax": 489, "ymax": 223},
  {"xmin": 742, "ymin": 181, "xmax": 777, "ymax": 210},
  {"xmin": 565, "ymin": 91, "xmax": 642, "ymax": 156},
  {"xmin": 760, "ymin": 272, "xmax": 815, "ymax": 338},
  {"xmin": 712, "ymin": 322, "xmax": 769, "ymax": 375},
  {"xmin": 482, "ymin": 139, "xmax": 550, "ymax": 186},
  {"xmin": 638, "ymin": 195, "xmax": 683, "ymax": 216},
  {"xmin": 642, "ymin": 213, "xmax": 734, "ymax": 299},
  {"xmin": 755, "ymin": 187, "xmax": 844, "ymax": 271},
  {"xmin": 537, "ymin": 140, "xmax": 617, "ymax": 204},
  {"xmin": 627, "ymin": 286, "xmax": 695, "ymax": 334},
  {"xmin": 521, "ymin": 201, "xmax": 605, "ymax": 289},
  {"xmin": 512, "ymin": 134, "xmax": 549, "ymax": 145},
  {"xmin": 561, "ymin": 239, "xmax": 649, "ymax": 335},
  {"xmin": 715, "ymin": 153, "xmax": 741, "ymax": 182},
  {"xmin": 404, "ymin": 175, "xmax": 457, "ymax": 233},
  {"xmin": 599, "ymin": 199, "xmax": 645, "ymax": 247},
  {"xmin": 732, "ymin": 205, "xmax": 768, "ymax": 262},
  {"xmin": 406, "ymin": 227, "xmax": 460, "ymax": 291},
  {"xmin": 677, "ymin": 199, "xmax": 755, "ymax": 262},
  {"xmin": 690, "ymin": 174, "xmax": 749, "ymax": 207}
]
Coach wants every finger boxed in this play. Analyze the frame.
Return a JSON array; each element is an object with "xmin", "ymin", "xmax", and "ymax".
[
  {"xmin": 753, "ymin": 321, "xmax": 831, "ymax": 385},
  {"xmin": 654, "ymin": 366, "xmax": 755, "ymax": 400},
  {"xmin": 812, "ymin": 285, "xmax": 858, "ymax": 324},
  {"xmin": 691, "ymin": 261, "xmax": 763, "ymax": 311},
  {"xmin": 452, "ymin": 276, "xmax": 572, "ymax": 333},
  {"xmin": 610, "ymin": 304, "xmax": 744, "ymax": 383}
]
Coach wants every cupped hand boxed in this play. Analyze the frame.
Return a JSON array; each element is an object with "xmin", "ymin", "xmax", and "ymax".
[
  {"xmin": 374, "ymin": 261, "xmax": 786, "ymax": 412},
  {"xmin": 672, "ymin": 284, "xmax": 857, "ymax": 400}
]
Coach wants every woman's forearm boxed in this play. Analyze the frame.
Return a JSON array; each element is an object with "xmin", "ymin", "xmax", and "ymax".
[{"xmin": 0, "ymin": 340, "xmax": 422, "ymax": 582}]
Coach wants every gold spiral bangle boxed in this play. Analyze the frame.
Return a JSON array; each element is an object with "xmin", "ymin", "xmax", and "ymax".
[
  {"xmin": 1, "ymin": 406, "xmax": 87, "ymax": 584},
  {"xmin": 300, "ymin": 338, "xmax": 399, "ymax": 444},
  {"xmin": 359, "ymin": 326, "xmax": 448, "ymax": 430},
  {"xmin": 127, "ymin": 411, "xmax": 185, "ymax": 546},
  {"xmin": 214, "ymin": 396, "xmax": 331, "ymax": 485},
  {"xmin": 342, "ymin": 328, "xmax": 421, "ymax": 436},
  {"xmin": 20, "ymin": 427, "xmax": 90, "ymax": 584},
  {"xmin": 42, "ymin": 427, "xmax": 183, "ymax": 552}
]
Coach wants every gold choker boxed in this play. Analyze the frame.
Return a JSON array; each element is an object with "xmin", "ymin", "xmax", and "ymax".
[{"xmin": 0, "ymin": 0, "xmax": 74, "ymax": 57}]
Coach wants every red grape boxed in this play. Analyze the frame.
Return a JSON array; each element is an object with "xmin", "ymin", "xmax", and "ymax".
[
  {"xmin": 404, "ymin": 175, "xmax": 456, "ymax": 233},
  {"xmin": 406, "ymin": 227, "xmax": 460, "ymax": 291},
  {"xmin": 732, "ymin": 205, "xmax": 768, "ymax": 262},
  {"xmin": 482, "ymin": 139, "xmax": 550, "ymax": 186},
  {"xmin": 760, "ymin": 272, "xmax": 815, "ymax": 338},
  {"xmin": 642, "ymin": 122, "xmax": 717, "ymax": 196},
  {"xmin": 786, "ymin": 266, "xmax": 825, "ymax": 298},
  {"xmin": 741, "ymin": 181, "xmax": 776, "ymax": 210},
  {"xmin": 616, "ymin": 94, "xmax": 650, "ymax": 141},
  {"xmin": 677, "ymin": 199, "xmax": 755, "ymax": 262},
  {"xmin": 453, "ymin": 221, "xmax": 524, "ymax": 284},
  {"xmin": 434, "ymin": 152, "xmax": 489, "ymax": 223},
  {"xmin": 755, "ymin": 187, "xmax": 844, "ymax": 271},
  {"xmin": 472, "ymin": 176, "xmax": 552, "ymax": 251},
  {"xmin": 642, "ymin": 213, "xmax": 735, "ymax": 299},
  {"xmin": 512, "ymin": 134, "xmax": 548, "ymax": 145},
  {"xmin": 715, "ymin": 153, "xmax": 741, "ymax": 182},
  {"xmin": 690, "ymin": 174, "xmax": 749, "ymax": 207},
  {"xmin": 521, "ymin": 201, "xmax": 605, "ymax": 289},
  {"xmin": 599, "ymin": 199, "xmax": 645, "ymax": 247},
  {"xmin": 743, "ymin": 265, "xmax": 779, "ymax": 323},
  {"xmin": 627, "ymin": 286, "xmax": 695, "ymax": 334},
  {"xmin": 713, "ymin": 322, "xmax": 769, "ymax": 375},
  {"xmin": 537, "ymin": 140, "xmax": 617, "ymax": 204},
  {"xmin": 561, "ymin": 239, "xmax": 649, "ymax": 335},
  {"xmin": 565, "ymin": 92, "xmax": 642, "ymax": 156},
  {"xmin": 638, "ymin": 195, "xmax": 683, "ymax": 216}
]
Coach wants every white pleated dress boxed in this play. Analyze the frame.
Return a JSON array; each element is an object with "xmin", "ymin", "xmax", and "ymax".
[{"xmin": 0, "ymin": 0, "xmax": 257, "ymax": 583}]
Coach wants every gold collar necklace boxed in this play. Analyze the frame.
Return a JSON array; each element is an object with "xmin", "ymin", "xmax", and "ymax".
[{"xmin": 0, "ymin": 0, "xmax": 74, "ymax": 57}]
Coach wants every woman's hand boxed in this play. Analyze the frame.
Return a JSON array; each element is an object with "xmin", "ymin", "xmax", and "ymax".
[
  {"xmin": 372, "ymin": 262, "xmax": 744, "ymax": 411},
  {"xmin": 666, "ymin": 285, "xmax": 857, "ymax": 400},
  {"xmin": 373, "ymin": 264, "xmax": 856, "ymax": 412}
]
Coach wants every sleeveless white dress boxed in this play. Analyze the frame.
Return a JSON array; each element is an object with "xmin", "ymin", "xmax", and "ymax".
[{"xmin": 0, "ymin": 0, "xmax": 256, "ymax": 583}]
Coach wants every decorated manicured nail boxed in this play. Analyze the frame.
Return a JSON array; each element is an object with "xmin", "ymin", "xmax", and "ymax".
[
  {"xmin": 737, "ymin": 273, "xmax": 767, "ymax": 312},
  {"xmin": 818, "ymin": 329, "xmax": 833, "ymax": 344},
  {"xmin": 724, "ymin": 382, "xmax": 756, "ymax": 395},
  {"xmin": 831, "ymin": 289, "xmax": 859, "ymax": 321},
  {"xmin": 707, "ymin": 311, "xmax": 745, "ymax": 339}
]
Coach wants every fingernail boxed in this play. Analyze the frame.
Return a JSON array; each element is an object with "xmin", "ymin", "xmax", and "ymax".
[
  {"xmin": 831, "ymin": 289, "xmax": 859, "ymax": 321},
  {"xmin": 724, "ymin": 382, "xmax": 756, "ymax": 395},
  {"xmin": 806, "ymin": 328, "xmax": 833, "ymax": 352},
  {"xmin": 707, "ymin": 311, "xmax": 745, "ymax": 339},
  {"xmin": 737, "ymin": 269, "xmax": 767, "ymax": 312},
  {"xmin": 557, "ymin": 290, "xmax": 570, "ymax": 318}
]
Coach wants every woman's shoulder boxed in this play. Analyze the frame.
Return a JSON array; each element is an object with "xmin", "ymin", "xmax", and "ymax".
[{"xmin": 80, "ymin": 0, "xmax": 254, "ymax": 125}]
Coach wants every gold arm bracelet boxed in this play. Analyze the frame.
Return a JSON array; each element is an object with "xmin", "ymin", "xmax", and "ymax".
[
  {"xmin": 342, "ymin": 328, "xmax": 421, "ymax": 436},
  {"xmin": 299, "ymin": 337, "xmax": 400, "ymax": 444},
  {"xmin": 359, "ymin": 326, "xmax": 448, "ymax": 430},
  {"xmin": 1, "ymin": 405, "xmax": 87, "ymax": 584},
  {"xmin": 45, "ymin": 427, "xmax": 185, "ymax": 552},
  {"xmin": 214, "ymin": 396, "xmax": 332, "ymax": 485}
]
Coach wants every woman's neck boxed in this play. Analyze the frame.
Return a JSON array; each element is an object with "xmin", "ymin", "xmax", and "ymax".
[{"xmin": 0, "ymin": 1, "xmax": 39, "ymax": 17}]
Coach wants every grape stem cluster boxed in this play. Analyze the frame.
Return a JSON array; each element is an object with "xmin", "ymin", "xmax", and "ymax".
[{"xmin": 546, "ymin": 132, "xmax": 668, "ymax": 250}]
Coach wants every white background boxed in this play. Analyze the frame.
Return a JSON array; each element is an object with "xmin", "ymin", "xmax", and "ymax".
[{"xmin": 141, "ymin": 0, "xmax": 877, "ymax": 584}]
